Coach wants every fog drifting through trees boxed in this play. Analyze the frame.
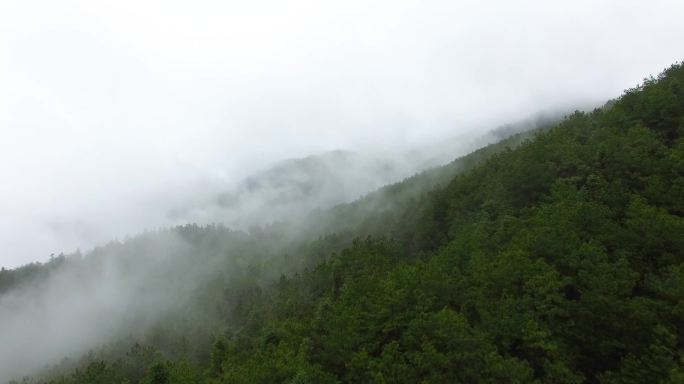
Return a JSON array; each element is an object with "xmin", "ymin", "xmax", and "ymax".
[{"xmin": 1, "ymin": 1, "xmax": 683, "ymax": 383}]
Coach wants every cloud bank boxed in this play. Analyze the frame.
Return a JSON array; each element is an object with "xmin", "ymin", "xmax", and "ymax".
[{"xmin": 1, "ymin": 0, "xmax": 683, "ymax": 267}]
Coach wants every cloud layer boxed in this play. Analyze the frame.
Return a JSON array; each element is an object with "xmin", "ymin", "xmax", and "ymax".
[{"xmin": 1, "ymin": 0, "xmax": 683, "ymax": 267}]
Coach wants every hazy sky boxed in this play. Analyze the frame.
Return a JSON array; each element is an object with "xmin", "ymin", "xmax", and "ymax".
[{"xmin": 1, "ymin": 0, "xmax": 683, "ymax": 268}]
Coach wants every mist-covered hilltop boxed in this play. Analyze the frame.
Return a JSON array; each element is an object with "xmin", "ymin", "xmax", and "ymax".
[
  {"xmin": 170, "ymin": 150, "xmax": 425, "ymax": 229},
  {"xmin": 2, "ymin": 63, "xmax": 684, "ymax": 383},
  {"xmin": 167, "ymin": 111, "xmax": 565, "ymax": 231},
  {"xmin": 0, "ymin": 118, "xmax": 550, "ymax": 383}
]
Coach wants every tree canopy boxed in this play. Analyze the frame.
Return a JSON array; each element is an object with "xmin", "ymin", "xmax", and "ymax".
[{"xmin": 4, "ymin": 63, "xmax": 684, "ymax": 384}]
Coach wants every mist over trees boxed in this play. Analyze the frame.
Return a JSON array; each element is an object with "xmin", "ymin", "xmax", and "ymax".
[
  {"xmin": 0, "ymin": 121, "xmax": 544, "ymax": 382},
  {"xmin": 0, "ymin": 63, "xmax": 682, "ymax": 383}
]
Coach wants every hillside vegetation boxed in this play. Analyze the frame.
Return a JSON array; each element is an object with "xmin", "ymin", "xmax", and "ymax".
[{"xmin": 4, "ymin": 63, "xmax": 684, "ymax": 383}]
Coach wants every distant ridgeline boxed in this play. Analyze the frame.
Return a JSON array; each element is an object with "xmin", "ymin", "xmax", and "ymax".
[{"xmin": 3, "ymin": 63, "xmax": 684, "ymax": 383}]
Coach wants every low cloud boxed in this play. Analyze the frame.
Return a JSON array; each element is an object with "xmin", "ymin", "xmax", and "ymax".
[{"xmin": 0, "ymin": 0, "xmax": 682, "ymax": 268}]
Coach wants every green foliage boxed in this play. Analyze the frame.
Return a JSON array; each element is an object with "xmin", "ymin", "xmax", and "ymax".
[{"xmin": 7, "ymin": 62, "xmax": 684, "ymax": 383}]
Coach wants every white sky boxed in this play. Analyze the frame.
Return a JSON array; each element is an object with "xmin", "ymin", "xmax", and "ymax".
[{"xmin": 1, "ymin": 0, "xmax": 683, "ymax": 267}]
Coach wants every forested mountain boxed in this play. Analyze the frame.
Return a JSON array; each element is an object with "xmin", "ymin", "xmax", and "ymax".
[
  {"xmin": 170, "ymin": 149, "xmax": 436, "ymax": 230},
  {"xmin": 3, "ymin": 63, "xmax": 684, "ymax": 383},
  {"xmin": 165, "ymin": 112, "xmax": 563, "ymax": 231}
]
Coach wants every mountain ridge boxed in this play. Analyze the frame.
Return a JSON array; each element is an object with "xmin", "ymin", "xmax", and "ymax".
[{"xmin": 2, "ymin": 63, "xmax": 683, "ymax": 383}]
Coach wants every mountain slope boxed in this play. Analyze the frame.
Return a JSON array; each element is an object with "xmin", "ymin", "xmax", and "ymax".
[
  {"xmin": 190, "ymin": 63, "xmax": 684, "ymax": 384},
  {"xmin": 0, "ymin": 121, "xmax": 547, "ymax": 383},
  {"xmin": 5, "ymin": 63, "xmax": 684, "ymax": 383},
  {"xmin": 168, "ymin": 113, "xmax": 561, "ymax": 232}
]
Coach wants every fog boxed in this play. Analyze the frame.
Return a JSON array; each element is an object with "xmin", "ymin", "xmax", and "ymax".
[
  {"xmin": 0, "ymin": 228, "xmax": 233, "ymax": 381},
  {"xmin": 1, "ymin": 0, "xmax": 682, "ymax": 268},
  {"xmin": 0, "ymin": 115, "xmax": 557, "ymax": 382},
  {"xmin": 1, "ymin": 0, "xmax": 684, "ymax": 381}
]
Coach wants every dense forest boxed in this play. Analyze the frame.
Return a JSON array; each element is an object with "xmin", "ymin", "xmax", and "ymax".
[{"xmin": 2, "ymin": 63, "xmax": 684, "ymax": 383}]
